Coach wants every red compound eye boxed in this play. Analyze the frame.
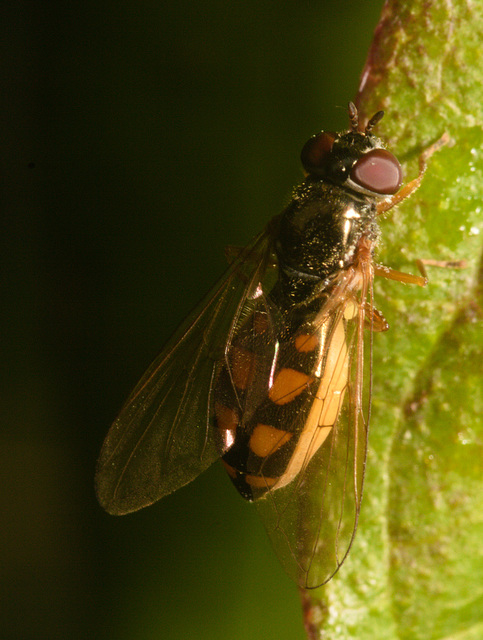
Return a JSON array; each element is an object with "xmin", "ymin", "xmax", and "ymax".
[
  {"xmin": 300, "ymin": 132, "xmax": 336, "ymax": 175},
  {"xmin": 350, "ymin": 148, "xmax": 402, "ymax": 194}
]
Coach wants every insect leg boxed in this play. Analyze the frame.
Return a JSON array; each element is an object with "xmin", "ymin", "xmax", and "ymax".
[
  {"xmin": 418, "ymin": 258, "xmax": 467, "ymax": 270},
  {"xmin": 374, "ymin": 263, "xmax": 427, "ymax": 287},
  {"xmin": 364, "ymin": 303, "xmax": 389, "ymax": 332},
  {"xmin": 375, "ymin": 253, "xmax": 467, "ymax": 294},
  {"xmin": 377, "ymin": 132, "xmax": 450, "ymax": 216},
  {"xmin": 345, "ymin": 294, "xmax": 388, "ymax": 332}
]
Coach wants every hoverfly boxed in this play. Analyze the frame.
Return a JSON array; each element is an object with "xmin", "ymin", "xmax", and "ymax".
[{"xmin": 96, "ymin": 103, "xmax": 443, "ymax": 589}]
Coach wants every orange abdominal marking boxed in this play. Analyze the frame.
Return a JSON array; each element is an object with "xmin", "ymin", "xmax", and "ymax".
[
  {"xmin": 295, "ymin": 334, "xmax": 319, "ymax": 352},
  {"xmin": 268, "ymin": 368, "xmax": 313, "ymax": 405},
  {"xmin": 249, "ymin": 424, "xmax": 292, "ymax": 457},
  {"xmin": 214, "ymin": 402, "xmax": 239, "ymax": 432},
  {"xmin": 221, "ymin": 461, "xmax": 237, "ymax": 478},
  {"xmin": 230, "ymin": 346, "xmax": 256, "ymax": 390},
  {"xmin": 316, "ymin": 318, "xmax": 348, "ymax": 426},
  {"xmin": 245, "ymin": 474, "xmax": 278, "ymax": 488}
]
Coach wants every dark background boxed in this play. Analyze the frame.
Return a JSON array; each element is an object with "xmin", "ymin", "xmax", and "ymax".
[{"xmin": 2, "ymin": 2, "xmax": 383, "ymax": 639}]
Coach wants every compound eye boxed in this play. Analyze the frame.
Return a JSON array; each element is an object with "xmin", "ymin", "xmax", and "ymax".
[
  {"xmin": 350, "ymin": 148, "xmax": 402, "ymax": 194},
  {"xmin": 301, "ymin": 132, "xmax": 336, "ymax": 175}
]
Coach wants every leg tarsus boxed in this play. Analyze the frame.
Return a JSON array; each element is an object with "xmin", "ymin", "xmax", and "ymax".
[
  {"xmin": 364, "ymin": 303, "xmax": 389, "ymax": 332},
  {"xmin": 419, "ymin": 258, "xmax": 467, "ymax": 270}
]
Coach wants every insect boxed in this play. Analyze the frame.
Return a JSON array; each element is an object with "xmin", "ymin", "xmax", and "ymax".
[{"xmin": 96, "ymin": 103, "xmax": 444, "ymax": 589}]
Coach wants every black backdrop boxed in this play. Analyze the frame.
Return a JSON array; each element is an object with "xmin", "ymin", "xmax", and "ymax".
[{"xmin": 2, "ymin": 2, "xmax": 383, "ymax": 639}]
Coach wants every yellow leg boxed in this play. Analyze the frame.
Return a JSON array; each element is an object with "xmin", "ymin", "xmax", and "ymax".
[
  {"xmin": 364, "ymin": 303, "xmax": 389, "ymax": 332},
  {"xmin": 374, "ymin": 262, "xmax": 427, "ymax": 287},
  {"xmin": 375, "ymin": 256, "xmax": 466, "ymax": 289},
  {"xmin": 377, "ymin": 132, "xmax": 450, "ymax": 216}
]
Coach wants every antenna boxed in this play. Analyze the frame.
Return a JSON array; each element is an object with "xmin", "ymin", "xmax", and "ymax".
[
  {"xmin": 365, "ymin": 110, "xmax": 384, "ymax": 133},
  {"xmin": 348, "ymin": 102, "xmax": 359, "ymax": 132}
]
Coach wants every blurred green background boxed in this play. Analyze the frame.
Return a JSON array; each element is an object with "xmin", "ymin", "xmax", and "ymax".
[{"xmin": 2, "ymin": 2, "xmax": 384, "ymax": 639}]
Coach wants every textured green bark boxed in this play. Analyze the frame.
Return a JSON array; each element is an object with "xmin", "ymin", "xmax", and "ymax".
[{"xmin": 302, "ymin": 2, "xmax": 483, "ymax": 638}]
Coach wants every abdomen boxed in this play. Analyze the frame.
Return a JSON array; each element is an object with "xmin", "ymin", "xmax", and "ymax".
[{"xmin": 214, "ymin": 303, "xmax": 350, "ymax": 501}]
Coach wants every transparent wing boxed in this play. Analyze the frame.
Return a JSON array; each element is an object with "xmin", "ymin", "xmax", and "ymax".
[
  {"xmin": 255, "ymin": 270, "xmax": 373, "ymax": 588},
  {"xmin": 95, "ymin": 229, "xmax": 276, "ymax": 515}
]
